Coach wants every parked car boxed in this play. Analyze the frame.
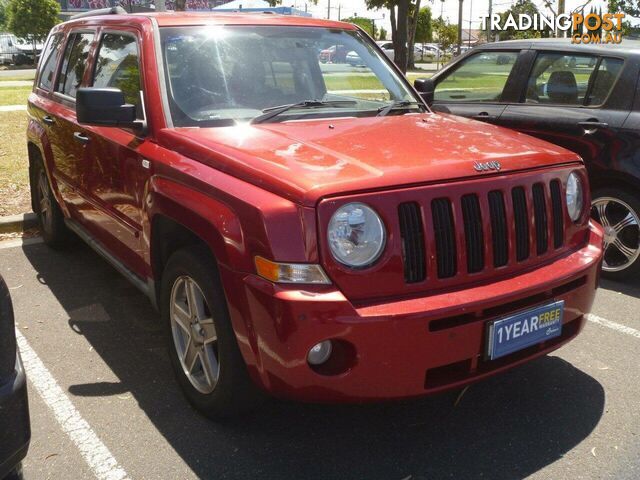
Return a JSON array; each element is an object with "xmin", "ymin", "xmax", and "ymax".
[
  {"xmin": 345, "ymin": 50, "xmax": 362, "ymax": 66},
  {"xmin": 415, "ymin": 38, "xmax": 640, "ymax": 280},
  {"xmin": 0, "ymin": 33, "xmax": 22, "ymax": 65},
  {"xmin": 28, "ymin": 11, "xmax": 602, "ymax": 418},
  {"xmin": 376, "ymin": 40, "xmax": 395, "ymax": 60},
  {"xmin": 318, "ymin": 44, "xmax": 348, "ymax": 63},
  {"xmin": 0, "ymin": 274, "xmax": 30, "ymax": 480},
  {"xmin": 376, "ymin": 41, "xmax": 423, "ymax": 62}
]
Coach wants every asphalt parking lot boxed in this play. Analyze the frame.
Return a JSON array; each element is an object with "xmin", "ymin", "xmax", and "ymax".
[{"xmin": 1, "ymin": 239, "xmax": 639, "ymax": 480}]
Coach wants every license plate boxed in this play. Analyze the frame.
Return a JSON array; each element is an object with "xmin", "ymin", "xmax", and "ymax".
[{"xmin": 486, "ymin": 300, "xmax": 564, "ymax": 360}]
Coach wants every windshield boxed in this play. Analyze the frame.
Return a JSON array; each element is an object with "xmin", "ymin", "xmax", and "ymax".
[{"xmin": 159, "ymin": 26, "xmax": 420, "ymax": 127}]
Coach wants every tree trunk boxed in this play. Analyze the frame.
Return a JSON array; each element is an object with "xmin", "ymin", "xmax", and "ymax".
[
  {"xmin": 394, "ymin": 0, "xmax": 410, "ymax": 74},
  {"xmin": 390, "ymin": 5, "xmax": 397, "ymax": 49},
  {"xmin": 407, "ymin": 0, "xmax": 421, "ymax": 70},
  {"xmin": 32, "ymin": 37, "xmax": 37, "ymax": 66}
]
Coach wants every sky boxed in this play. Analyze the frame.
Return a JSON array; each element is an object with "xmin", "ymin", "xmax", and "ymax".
[{"xmin": 288, "ymin": 0, "xmax": 626, "ymax": 34}]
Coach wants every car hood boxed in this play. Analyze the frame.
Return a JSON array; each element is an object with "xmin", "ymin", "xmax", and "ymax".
[{"xmin": 159, "ymin": 112, "xmax": 580, "ymax": 207}]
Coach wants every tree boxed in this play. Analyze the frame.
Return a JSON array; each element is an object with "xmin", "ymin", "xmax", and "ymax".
[
  {"xmin": 365, "ymin": 0, "xmax": 413, "ymax": 73},
  {"xmin": 433, "ymin": 18, "xmax": 457, "ymax": 52},
  {"xmin": 0, "ymin": 0, "xmax": 6, "ymax": 31},
  {"xmin": 607, "ymin": 0, "xmax": 640, "ymax": 36},
  {"xmin": 414, "ymin": 6, "xmax": 433, "ymax": 44},
  {"xmin": 6, "ymin": 0, "xmax": 59, "ymax": 62},
  {"xmin": 494, "ymin": 0, "xmax": 549, "ymax": 40},
  {"xmin": 411, "ymin": 5, "xmax": 432, "ymax": 65},
  {"xmin": 343, "ymin": 16, "xmax": 377, "ymax": 38},
  {"xmin": 378, "ymin": 27, "xmax": 388, "ymax": 40}
]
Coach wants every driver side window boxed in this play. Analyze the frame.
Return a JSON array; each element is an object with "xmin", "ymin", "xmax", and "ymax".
[
  {"xmin": 93, "ymin": 33, "xmax": 143, "ymax": 119},
  {"xmin": 434, "ymin": 51, "xmax": 518, "ymax": 102}
]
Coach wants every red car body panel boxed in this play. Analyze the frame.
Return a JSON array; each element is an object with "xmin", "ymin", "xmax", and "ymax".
[
  {"xmin": 160, "ymin": 113, "xmax": 578, "ymax": 207},
  {"xmin": 26, "ymin": 13, "xmax": 603, "ymax": 402}
]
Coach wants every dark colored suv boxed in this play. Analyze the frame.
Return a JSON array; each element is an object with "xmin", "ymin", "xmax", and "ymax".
[
  {"xmin": 415, "ymin": 38, "xmax": 640, "ymax": 280},
  {"xmin": 28, "ymin": 11, "xmax": 602, "ymax": 418},
  {"xmin": 0, "ymin": 275, "xmax": 30, "ymax": 480}
]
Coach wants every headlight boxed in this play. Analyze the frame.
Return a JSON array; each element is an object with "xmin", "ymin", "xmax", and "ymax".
[
  {"xmin": 566, "ymin": 171, "xmax": 584, "ymax": 222},
  {"xmin": 327, "ymin": 202, "xmax": 386, "ymax": 268}
]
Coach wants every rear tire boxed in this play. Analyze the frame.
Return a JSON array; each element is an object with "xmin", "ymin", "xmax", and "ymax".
[
  {"xmin": 32, "ymin": 157, "xmax": 72, "ymax": 249},
  {"xmin": 591, "ymin": 187, "xmax": 640, "ymax": 281},
  {"xmin": 161, "ymin": 244, "xmax": 263, "ymax": 419}
]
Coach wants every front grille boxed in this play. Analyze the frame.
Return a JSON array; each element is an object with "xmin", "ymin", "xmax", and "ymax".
[
  {"xmin": 488, "ymin": 190, "xmax": 508, "ymax": 267},
  {"xmin": 399, "ymin": 179, "xmax": 567, "ymax": 283},
  {"xmin": 550, "ymin": 180, "xmax": 564, "ymax": 248},
  {"xmin": 532, "ymin": 183, "xmax": 548, "ymax": 255},
  {"xmin": 398, "ymin": 202, "xmax": 426, "ymax": 283},
  {"xmin": 512, "ymin": 187, "xmax": 530, "ymax": 261},
  {"xmin": 431, "ymin": 198, "xmax": 457, "ymax": 278},
  {"xmin": 461, "ymin": 194, "xmax": 484, "ymax": 273}
]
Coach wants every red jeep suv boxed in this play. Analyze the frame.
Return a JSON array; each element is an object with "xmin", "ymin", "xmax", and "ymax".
[{"xmin": 27, "ymin": 10, "xmax": 603, "ymax": 418}]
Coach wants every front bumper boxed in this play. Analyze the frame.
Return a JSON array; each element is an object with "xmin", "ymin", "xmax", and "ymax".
[
  {"xmin": 224, "ymin": 221, "xmax": 603, "ymax": 402},
  {"xmin": 0, "ymin": 353, "xmax": 30, "ymax": 478}
]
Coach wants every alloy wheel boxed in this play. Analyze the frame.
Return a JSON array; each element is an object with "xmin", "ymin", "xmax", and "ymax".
[
  {"xmin": 170, "ymin": 276, "xmax": 219, "ymax": 394},
  {"xmin": 37, "ymin": 170, "xmax": 53, "ymax": 234},
  {"xmin": 591, "ymin": 196, "xmax": 640, "ymax": 272}
]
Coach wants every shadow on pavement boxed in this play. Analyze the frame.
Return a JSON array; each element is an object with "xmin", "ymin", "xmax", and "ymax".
[
  {"xmin": 22, "ymin": 242, "xmax": 605, "ymax": 480},
  {"xmin": 599, "ymin": 278, "xmax": 640, "ymax": 299}
]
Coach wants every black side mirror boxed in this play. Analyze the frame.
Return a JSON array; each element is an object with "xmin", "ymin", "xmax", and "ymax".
[
  {"xmin": 414, "ymin": 78, "xmax": 435, "ymax": 106},
  {"xmin": 76, "ymin": 88, "xmax": 144, "ymax": 131}
]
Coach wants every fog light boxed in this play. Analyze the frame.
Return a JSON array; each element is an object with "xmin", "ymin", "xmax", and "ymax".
[{"xmin": 307, "ymin": 340, "xmax": 333, "ymax": 366}]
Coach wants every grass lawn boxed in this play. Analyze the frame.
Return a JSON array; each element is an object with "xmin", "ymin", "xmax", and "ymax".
[
  {"xmin": 0, "ymin": 86, "xmax": 32, "ymax": 107},
  {"xmin": 324, "ymin": 72, "xmax": 430, "ymax": 92},
  {"xmin": 0, "ymin": 111, "xmax": 31, "ymax": 216},
  {"xmin": 0, "ymin": 73, "xmax": 35, "ymax": 82}
]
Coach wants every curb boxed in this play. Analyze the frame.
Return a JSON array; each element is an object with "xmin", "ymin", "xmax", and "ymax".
[{"xmin": 0, "ymin": 212, "xmax": 38, "ymax": 234}]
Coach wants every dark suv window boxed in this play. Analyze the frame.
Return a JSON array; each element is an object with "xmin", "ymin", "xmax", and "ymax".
[
  {"xmin": 93, "ymin": 33, "xmax": 143, "ymax": 118},
  {"xmin": 525, "ymin": 52, "xmax": 623, "ymax": 106},
  {"xmin": 434, "ymin": 51, "xmax": 519, "ymax": 102},
  {"xmin": 56, "ymin": 32, "xmax": 94, "ymax": 99},
  {"xmin": 38, "ymin": 33, "xmax": 63, "ymax": 91}
]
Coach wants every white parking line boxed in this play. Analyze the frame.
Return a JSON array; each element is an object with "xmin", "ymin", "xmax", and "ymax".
[
  {"xmin": 16, "ymin": 329, "xmax": 131, "ymax": 480},
  {"xmin": 587, "ymin": 314, "xmax": 640, "ymax": 340}
]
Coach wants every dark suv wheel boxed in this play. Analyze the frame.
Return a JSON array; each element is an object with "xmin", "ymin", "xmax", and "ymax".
[
  {"xmin": 160, "ymin": 245, "xmax": 263, "ymax": 419},
  {"xmin": 591, "ymin": 187, "xmax": 640, "ymax": 281}
]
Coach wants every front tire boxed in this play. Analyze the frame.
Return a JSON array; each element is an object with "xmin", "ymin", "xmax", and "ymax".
[
  {"xmin": 161, "ymin": 245, "xmax": 263, "ymax": 419},
  {"xmin": 591, "ymin": 187, "xmax": 640, "ymax": 281},
  {"xmin": 32, "ymin": 157, "xmax": 71, "ymax": 249}
]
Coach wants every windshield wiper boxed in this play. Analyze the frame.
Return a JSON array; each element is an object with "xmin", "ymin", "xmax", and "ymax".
[
  {"xmin": 377, "ymin": 100, "xmax": 424, "ymax": 117},
  {"xmin": 251, "ymin": 100, "xmax": 358, "ymax": 124}
]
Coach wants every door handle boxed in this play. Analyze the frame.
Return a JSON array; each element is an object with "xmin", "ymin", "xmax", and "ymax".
[
  {"xmin": 579, "ymin": 120, "xmax": 608, "ymax": 134},
  {"xmin": 473, "ymin": 112, "xmax": 496, "ymax": 121},
  {"xmin": 73, "ymin": 132, "xmax": 90, "ymax": 144},
  {"xmin": 42, "ymin": 115, "xmax": 55, "ymax": 126}
]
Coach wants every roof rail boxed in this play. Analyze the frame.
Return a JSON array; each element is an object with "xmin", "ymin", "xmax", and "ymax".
[{"xmin": 70, "ymin": 6, "xmax": 127, "ymax": 20}]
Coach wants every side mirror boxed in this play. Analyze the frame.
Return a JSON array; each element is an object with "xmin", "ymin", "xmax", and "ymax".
[
  {"xmin": 76, "ymin": 88, "xmax": 144, "ymax": 131},
  {"xmin": 414, "ymin": 78, "xmax": 435, "ymax": 106}
]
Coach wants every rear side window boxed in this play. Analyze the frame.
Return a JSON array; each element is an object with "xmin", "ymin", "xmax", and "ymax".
[
  {"xmin": 524, "ymin": 52, "xmax": 622, "ymax": 106},
  {"xmin": 434, "ymin": 51, "xmax": 519, "ymax": 102},
  {"xmin": 56, "ymin": 32, "xmax": 94, "ymax": 99},
  {"xmin": 586, "ymin": 57, "xmax": 624, "ymax": 106},
  {"xmin": 38, "ymin": 33, "xmax": 63, "ymax": 91},
  {"xmin": 92, "ymin": 33, "xmax": 142, "ymax": 117}
]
